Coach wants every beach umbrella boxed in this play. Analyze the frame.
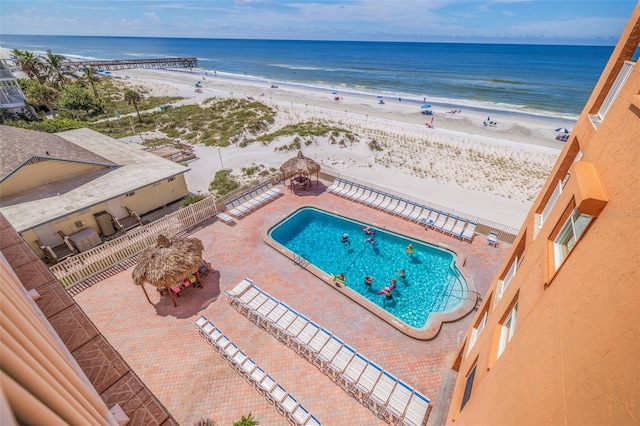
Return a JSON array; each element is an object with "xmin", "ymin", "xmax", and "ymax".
[
  {"xmin": 332, "ymin": 91, "xmax": 338, "ymax": 94},
  {"xmin": 279, "ymin": 151, "xmax": 321, "ymax": 187},
  {"xmin": 555, "ymin": 127, "xmax": 570, "ymax": 133},
  {"xmin": 420, "ymin": 104, "xmax": 432, "ymax": 109},
  {"xmin": 132, "ymin": 234, "xmax": 204, "ymax": 307},
  {"xmin": 377, "ymin": 95, "xmax": 383, "ymax": 99}
]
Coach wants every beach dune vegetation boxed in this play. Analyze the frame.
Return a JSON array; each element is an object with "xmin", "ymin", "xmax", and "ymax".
[{"xmin": 208, "ymin": 169, "xmax": 240, "ymax": 196}]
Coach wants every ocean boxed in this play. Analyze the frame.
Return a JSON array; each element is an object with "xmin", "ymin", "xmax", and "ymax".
[{"xmin": 0, "ymin": 34, "xmax": 613, "ymax": 119}]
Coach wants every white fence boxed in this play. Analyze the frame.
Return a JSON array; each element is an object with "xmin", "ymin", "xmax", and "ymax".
[{"xmin": 49, "ymin": 196, "xmax": 217, "ymax": 289}]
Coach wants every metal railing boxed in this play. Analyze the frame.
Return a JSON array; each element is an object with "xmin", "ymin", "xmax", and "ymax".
[
  {"xmin": 318, "ymin": 167, "xmax": 519, "ymax": 244},
  {"xmin": 49, "ymin": 196, "xmax": 217, "ymax": 289}
]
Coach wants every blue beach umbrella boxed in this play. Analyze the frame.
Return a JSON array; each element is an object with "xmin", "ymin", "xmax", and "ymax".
[
  {"xmin": 332, "ymin": 91, "xmax": 338, "ymax": 94},
  {"xmin": 555, "ymin": 127, "xmax": 570, "ymax": 133},
  {"xmin": 420, "ymin": 104, "xmax": 432, "ymax": 109},
  {"xmin": 377, "ymin": 95, "xmax": 383, "ymax": 98}
]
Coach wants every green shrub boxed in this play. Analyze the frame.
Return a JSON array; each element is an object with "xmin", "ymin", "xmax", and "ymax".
[
  {"xmin": 208, "ymin": 169, "xmax": 240, "ymax": 196},
  {"xmin": 233, "ymin": 413, "xmax": 258, "ymax": 426},
  {"xmin": 6, "ymin": 117, "xmax": 87, "ymax": 133},
  {"xmin": 181, "ymin": 194, "xmax": 207, "ymax": 207}
]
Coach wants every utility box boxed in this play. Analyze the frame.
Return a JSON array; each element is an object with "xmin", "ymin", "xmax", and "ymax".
[{"xmin": 94, "ymin": 211, "xmax": 115, "ymax": 237}]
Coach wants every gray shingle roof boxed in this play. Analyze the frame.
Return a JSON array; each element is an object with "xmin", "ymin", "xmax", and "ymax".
[{"xmin": 0, "ymin": 125, "xmax": 118, "ymax": 182}]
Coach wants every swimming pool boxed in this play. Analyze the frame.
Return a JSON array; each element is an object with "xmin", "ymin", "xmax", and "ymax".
[{"xmin": 266, "ymin": 207, "xmax": 475, "ymax": 339}]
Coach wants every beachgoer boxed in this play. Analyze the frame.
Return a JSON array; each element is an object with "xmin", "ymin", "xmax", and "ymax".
[
  {"xmin": 397, "ymin": 269, "xmax": 405, "ymax": 279},
  {"xmin": 389, "ymin": 278, "xmax": 397, "ymax": 291},
  {"xmin": 366, "ymin": 237, "xmax": 376, "ymax": 245},
  {"xmin": 334, "ymin": 273, "xmax": 346, "ymax": 287},
  {"xmin": 406, "ymin": 244, "xmax": 414, "ymax": 255},
  {"xmin": 377, "ymin": 285, "xmax": 393, "ymax": 299},
  {"xmin": 365, "ymin": 276, "xmax": 374, "ymax": 286},
  {"xmin": 341, "ymin": 233, "xmax": 349, "ymax": 243},
  {"xmin": 362, "ymin": 226, "xmax": 375, "ymax": 235}
]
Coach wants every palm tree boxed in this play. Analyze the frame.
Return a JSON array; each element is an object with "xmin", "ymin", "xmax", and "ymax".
[
  {"xmin": 81, "ymin": 67, "xmax": 101, "ymax": 98},
  {"xmin": 43, "ymin": 49, "xmax": 71, "ymax": 89},
  {"xmin": 124, "ymin": 88, "xmax": 142, "ymax": 119},
  {"xmin": 11, "ymin": 49, "xmax": 44, "ymax": 82}
]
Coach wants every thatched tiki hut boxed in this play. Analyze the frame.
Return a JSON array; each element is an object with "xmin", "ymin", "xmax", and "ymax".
[
  {"xmin": 279, "ymin": 150, "xmax": 321, "ymax": 189},
  {"xmin": 132, "ymin": 234, "xmax": 204, "ymax": 307}
]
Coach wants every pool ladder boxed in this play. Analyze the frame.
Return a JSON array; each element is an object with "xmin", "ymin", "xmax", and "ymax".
[{"xmin": 293, "ymin": 253, "xmax": 309, "ymax": 268}]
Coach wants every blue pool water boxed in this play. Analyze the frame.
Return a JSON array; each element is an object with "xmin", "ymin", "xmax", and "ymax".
[{"xmin": 269, "ymin": 207, "xmax": 467, "ymax": 329}]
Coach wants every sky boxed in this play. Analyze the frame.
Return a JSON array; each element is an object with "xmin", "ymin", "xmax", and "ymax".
[{"xmin": 0, "ymin": 0, "xmax": 636, "ymax": 45}]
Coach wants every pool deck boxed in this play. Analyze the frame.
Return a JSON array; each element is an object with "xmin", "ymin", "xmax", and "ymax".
[{"xmin": 73, "ymin": 180, "xmax": 511, "ymax": 425}]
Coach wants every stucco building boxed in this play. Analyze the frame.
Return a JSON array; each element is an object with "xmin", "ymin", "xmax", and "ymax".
[
  {"xmin": 0, "ymin": 125, "xmax": 190, "ymax": 261},
  {"xmin": 446, "ymin": 6, "xmax": 640, "ymax": 425}
]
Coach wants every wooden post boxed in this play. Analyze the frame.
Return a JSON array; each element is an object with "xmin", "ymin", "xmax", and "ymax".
[{"xmin": 141, "ymin": 285, "xmax": 153, "ymax": 305}]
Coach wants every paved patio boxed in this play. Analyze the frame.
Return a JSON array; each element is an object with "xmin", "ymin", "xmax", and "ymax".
[{"xmin": 73, "ymin": 180, "xmax": 510, "ymax": 425}]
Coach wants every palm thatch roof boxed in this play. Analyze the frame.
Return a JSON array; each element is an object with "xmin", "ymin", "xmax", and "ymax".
[
  {"xmin": 132, "ymin": 234, "xmax": 204, "ymax": 290},
  {"xmin": 279, "ymin": 151, "xmax": 321, "ymax": 178}
]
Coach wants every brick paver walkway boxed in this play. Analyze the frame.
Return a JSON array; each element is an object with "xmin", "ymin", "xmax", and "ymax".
[{"xmin": 74, "ymin": 180, "xmax": 509, "ymax": 425}]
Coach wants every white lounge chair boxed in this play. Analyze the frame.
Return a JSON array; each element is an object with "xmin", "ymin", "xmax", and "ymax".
[
  {"xmin": 461, "ymin": 222, "xmax": 477, "ymax": 242},
  {"xmin": 224, "ymin": 277, "xmax": 253, "ymax": 300},
  {"xmin": 398, "ymin": 202, "xmax": 415, "ymax": 218},
  {"xmin": 258, "ymin": 374, "xmax": 277, "ymax": 395},
  {"xmin": 231, "ymin": 350, "xmax": 248, "ymax": 369},
  {"xmin": 353, "ymin": 361, "xmax": 383, "ymax": 400},
  {"xmin": 239, "ymin": 357, "xmax": 257, "ymax": 377},
  {"xmin": 431, "ymin": 213, "xmax": 448, "ymax": 230},
  {"xmin": 339, "ymin": 353, "xmax": 368, "ymax": 391},
  {"xmin": 273, "ymin": 310, "xmax": 299, "ymax": 341},
  {"xmin": 250, "ymin": 366, "xmax": 267, "ymax": 388},
  {"xmin": 263, "ymin": 302, "xmax": 289, "ymax": 329},
  {"xmin": 384, "ymin": 197, "xmax": 401, "ymax": 212},
  {"xmin": 284, "ymin": 315, "xmax": 310, "ymax": 341},
  {"xmin": 441, "ymin": 216, "xmax": 458, "ymax": 234},
  {"xmin": 313, "ymin": 336, "xmax": 344, "ymax": 368},
  {"xmin": 307, "ymin": 328, "xmax": 331, "ymax": 355},
  {"xmin": 216, "ymin": 211, "xmax": 235, "ymax": 224},
  {"xmin": 269, "ymin": 384, "xmax": 287, "ymax": 404},
  {"xmin": 337, "ymin": 182, "xmax": 353, "ymax": 196},
  {"xmin": 391, "ymin": 199, "xmax": 408, "ymax": 215},
  {"xmin": 344, "ymin": 184, "xmax": 361, "ymax": 199},
  {"xmin": 292, "ymin": 321, "xmax": 320, "ymax": 352},
  {"xmin": 355, "ymin": 188, "xmax": 372, "ymax": 202},
  {"xmin": 368, "ymin": 371, "xmax": 398, "ymax": 413},
  {"xmin": 278, "ymin": 393, "xmax": 299, "ymax": 416},
  {"xmin": 422, "ymin": 210, "xmax": 440, "ymax": 227},
  {"xmin": 407, "ymin": 204, "xmax": 423, "ymax": 221},
  {"xmin": 363, "ymin": 190, "xmax": 381, "ymax": 205},
  {"xmin": 384, "ymin": 381, "xmax": 413, "ymax": 422},
  {"xmin": 223, "ymin": 342, "xmax": 239, "ymax": 359},
  {"xmin": 327, "ymin": 178, "xmax": 341, "ymax": 192},
  {"xmin": 373, "ymin": 194, "xmax": 391, "ymax": 208},
  {"xmin": 194, "ymin": 315, "xmax": 208, "ymax": 329},
  {"xmin": 326, "ymin": 344, "xmax": 356, "ymax": 378},
  {"xmin": 291, "ymin": 404, "xmax": 311, "ymax": 425},
  {"xmin": 402, "ymin": 391, "xmax": 430, "ymax": 426},
  {"xmin": 304, "ymin": 414, "xmax": 322, "ymax": 426},
  {"xmin": 487, "ymin": 231, "xmax": 499, "ymax": 247},
  {"xmin": 329, "ymin": 179, "xmax": 345, "ymax": 193},
  {"xmin": 449, "ymin": 219, "xmax": 467, "ymax": 238}
]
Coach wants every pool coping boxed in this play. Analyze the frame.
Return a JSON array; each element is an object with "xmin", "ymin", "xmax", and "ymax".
[{"xmin": 261, "ymin": 205, "xmax": 478, "ymax": 340}]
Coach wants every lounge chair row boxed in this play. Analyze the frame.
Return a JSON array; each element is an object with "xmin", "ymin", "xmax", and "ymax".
[
  {"xmin": 193, "ymin": 314, "xmax": 321, "ymax": 426},
  {"xmin": 327, "ymin": 178, "xmax": 476, "ymax": 242},
  {"xmin": 224, "ymin": 182, "xmax": 283, "ymax": 218},
  {"xmin": 423, "ymin": 212, "xmax": 477, "ymax": 241},
  {"xmin": 225, "ymin": 278, "xmax": 431, "ymax": 426}
]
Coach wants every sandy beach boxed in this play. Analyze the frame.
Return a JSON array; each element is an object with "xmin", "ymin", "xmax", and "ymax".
[
  {"xmin": 108, "ymin": 66, "xmax": 569, "ymax": 229},
  {"xmin": 2, "ymin": 43, "xmax": 572, "ymax": 229}
]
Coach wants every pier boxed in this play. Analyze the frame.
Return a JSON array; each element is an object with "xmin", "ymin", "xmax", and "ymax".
[{"xmin": 61, "ymin": 57, "xmax": 198, "ymax": 71}]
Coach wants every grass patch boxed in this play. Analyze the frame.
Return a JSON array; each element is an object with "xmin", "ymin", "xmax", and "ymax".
[
  {"xmin": 90, "ymin": 98, "xmax": 275, "ymax": 146},
  {"xmin": 208, "ymin": 169, "xmax": 240, "ymax": 196},
  {"xmin": 181, "ymin": 194, "xmax": 207, "ymax": 207},
  {"xmin": 256, "ymin": 121, "xmax": 354, "ymax": 144}
]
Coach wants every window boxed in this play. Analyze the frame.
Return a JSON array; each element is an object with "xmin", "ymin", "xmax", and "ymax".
[
  {"xmin": 125, "ymin": 191, "xmax": 135, "ymax": 197},
  {"xmin": 553, "ymin": 209, "xmax": 593, "ymax": 270},
  {"xmin": 497, "ymin": 303, "xmax": 518, "ymax": 358},
  {"xmin": 497, "ymin": 258, "xmax": 518, "ymax": 302},
  {"xmin": 468, "ymin": 311, "xmax": 487, "ymax": 353},
  {"xmin": 167, "ymin": 177, "xmax": 176, "ymax": 182},
  {"xmin": 460, "ymin": 363, "xmax": 477, "ymax": 410}
]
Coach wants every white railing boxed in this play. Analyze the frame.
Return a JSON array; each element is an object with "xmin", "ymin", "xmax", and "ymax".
[
  {"xmin": 495, "ymin": 257, "xmax": 518, "ymax": 304},
  {"xmin": 598, "ymin": 60, "xmax": 635, "ymax": 121},
  {"xmin": 49, "ymin": 195, "xmax": 217, "ymax": 289},
  {"xmin": 540, "ymin": 180, "xmax": 563, "ymax": 227}
]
